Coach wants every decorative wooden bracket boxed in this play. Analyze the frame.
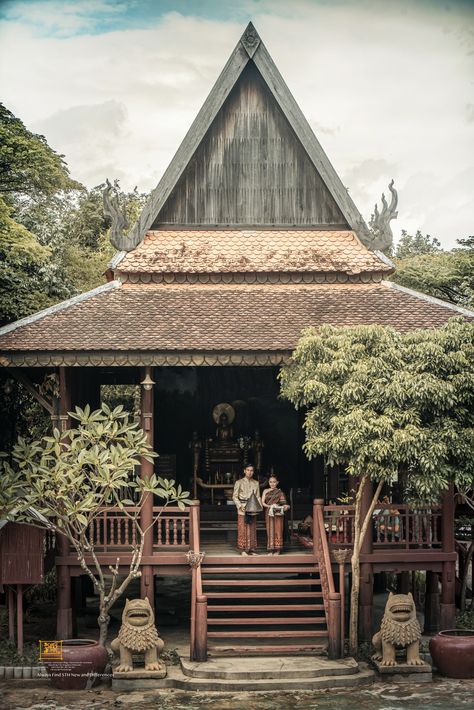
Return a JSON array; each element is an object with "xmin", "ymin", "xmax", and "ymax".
[{"xmin": 6, "ymin": 368, "xmax": 55, "ymax": 415}]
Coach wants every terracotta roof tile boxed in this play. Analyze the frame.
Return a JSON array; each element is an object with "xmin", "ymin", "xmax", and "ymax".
[
  {"xmin": 118, "ymin": 230, "xmax": 391, "ymax": 275},
  {"xmin": 0, "ymin": 282, "xmax": 470, "ymax": 355}
]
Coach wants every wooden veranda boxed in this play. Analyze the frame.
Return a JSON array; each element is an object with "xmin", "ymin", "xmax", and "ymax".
[{"xmin": 53, "ymin": 495, "xmax": 455, "ymax": 660}]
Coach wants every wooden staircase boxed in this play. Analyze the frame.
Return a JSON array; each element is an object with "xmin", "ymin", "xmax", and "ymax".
[{"xmin": 201, "ymin": 555, "xmax": 328, "ymax": 656}]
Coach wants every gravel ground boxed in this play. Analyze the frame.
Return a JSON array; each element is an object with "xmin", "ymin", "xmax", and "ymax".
[{"xmin": 1, "ymin": 677, "xmax": 474, "ymax": 710}]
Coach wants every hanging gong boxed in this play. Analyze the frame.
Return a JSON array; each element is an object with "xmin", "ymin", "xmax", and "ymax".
[{"xmin": 212, "ymin": 402, "xmax": 235, "ymax": 424}]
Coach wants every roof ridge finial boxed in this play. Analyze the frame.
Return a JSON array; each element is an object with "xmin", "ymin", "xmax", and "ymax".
[{"xmin": 241, "ymin": 21, "xmax": 261, "ymax": 58}]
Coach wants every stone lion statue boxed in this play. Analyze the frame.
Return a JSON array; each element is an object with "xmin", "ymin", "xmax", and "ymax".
[
  {"xmin": 372, "ymin": 592, "xmax": 426, "ymax": 667},
  {"xmin": 111, "ymin": 597, "xmax": 165, "ymax": 673}
]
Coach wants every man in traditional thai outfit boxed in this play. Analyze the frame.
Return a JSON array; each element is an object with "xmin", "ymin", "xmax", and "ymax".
[
  {"xmin": 261, "ymin": 475, "xmax": 289, "ymax": 555},
  {"xmin": 232, "ymin": 464, "xmax": 261, "ymax": 555}
]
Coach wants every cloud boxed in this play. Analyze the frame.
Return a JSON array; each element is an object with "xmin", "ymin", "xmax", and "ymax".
[
  {"xmin": 0, "ymin": 0, "xmax": 126, "ymax": 37},
  {"xmin": 32, "ymin": 100, "xmax": 130, "ymax": 186},
  {"xmin": 0, "ymin": 2, "xmax": 473, "ymax": 248}
]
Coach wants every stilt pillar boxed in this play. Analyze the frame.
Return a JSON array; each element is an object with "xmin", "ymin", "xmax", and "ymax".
[
  {"xmin": 56, "ymin": 367, "xmax": 73, "ymax": 639},
  {"xmin": 424, "ymin": 571, "xmax": 440, "ymax": 634},
  {"xmin": 140, "ymin": 366, "xmax": 155, "ymax": 608},
  {"xmin": 397, "ymin": 571, "xmax": 411, "ymax": 595},
  {"xmin": 8, "ymin": 587, "xmax": 15, "ymax": 642},
  {"xmin": 359, "ymin": 479, "xmax": 374, "ymax": 641},
  {"xmin": 16, "ymin": 585, "xmax": 23, "ymax": 655},
  {"xmin": 440, "ymin": 485, "xmax": 455, "ymax": 629}
]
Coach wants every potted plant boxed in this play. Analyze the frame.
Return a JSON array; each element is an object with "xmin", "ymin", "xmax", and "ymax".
[{"xmin": 1, "ymin": 403, "xmax": 190, "ymax": 688}]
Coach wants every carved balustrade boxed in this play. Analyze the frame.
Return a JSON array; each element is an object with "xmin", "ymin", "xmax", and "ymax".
[
  {"xmin": 323, "ymin": 504, "xmax": 442, "ymax": 550},
  {"xmin": 84, "ymin": 506, "xmax": 191, "ymax": 553}
]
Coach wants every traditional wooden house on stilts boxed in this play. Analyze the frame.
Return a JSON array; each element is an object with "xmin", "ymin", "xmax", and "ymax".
[{"xmin": 1, "ymin": 23, "xmax": 473, "ymax": 660}]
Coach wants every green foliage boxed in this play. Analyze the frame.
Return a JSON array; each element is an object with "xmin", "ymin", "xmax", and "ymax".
[
  {"xmin": 2, "ymin": 403, "xmax": 190, "ymax": 531},
  {"xmin": 279, "ymin": 319, "xmax": 474, "ymax": 501},
  {"xmin": 0, "ymin": 197, "xmax": 59, "ymax": 325},
  {"xmin": 456, "ymin": 608, "xmax": 474, "ymax": 628},
  {"xmin": 0, "ymin": 640, "xmax": 40, "ymax": 667},
  {"xmin": 0, "ymin": 103, "xmax": 80, "ymax": 202},
  {"xmin": 392, "ymin": 235, "xmax": 474, "ymax": 308},
  {"xmin": 395, "ymin": 230, "xmax": 441, "ymax": 259}
]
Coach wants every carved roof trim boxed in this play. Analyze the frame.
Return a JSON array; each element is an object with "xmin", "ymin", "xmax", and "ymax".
[
  {"xmin": 382, "ymin": 281, "xmax": 474, "ymax": 317},
  {"xmin": 0, "ymin": 351, "xmax": 291, "ymax": 368}
]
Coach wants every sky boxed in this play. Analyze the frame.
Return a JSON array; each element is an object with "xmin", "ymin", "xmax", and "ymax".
[{"xmin": 0, "ymin": 0, "xmax": 473, "ymax": 248}]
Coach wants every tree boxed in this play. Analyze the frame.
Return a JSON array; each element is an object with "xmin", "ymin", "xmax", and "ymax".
[
  {"xmin": 0, "ymin": 103, "xmax": 79, "ymax": 202},
  {"xmin": 1, "ymin": 404, "xmax": 190, "ymax": 645},
  {"xmin": 279, "ymin": 319, "xmax": 474, "ymax": 653},
  {"xmin": 392, "ymin": 235, "xmax": 474, "ymax": 308},
  {"xmin": 395, "ymin": 230, "xmax": 441, "ymax": 259}
]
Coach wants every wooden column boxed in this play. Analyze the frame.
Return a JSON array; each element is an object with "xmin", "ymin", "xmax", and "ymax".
[
  {"xmin": 440, "ymin": 485, "xmax": 456, "ymax": 629},
  {"xmin": 397, "ymin": 572, "xmax": 411, "ymax": 595},
  {"xmin": 56, "ymin": 367, "xmax": 73, "ymax": 640},
  {"xmin": 16, "ymin": 585, "xmax": 23, "ymax": 655},
  {"xmin": 359, "ymin": 479, "xmax": 374, "ymax": 641},
  {"xmin": 140, "ymin": 366, "xmax": 155, "ymax": 608},
  {"xmin": 424, "ymin": 571, "xmax": 440, "ymax": 634},
  {"xmin": 8, "ymin": 587, "xmax": 15, "ymax": 642}
]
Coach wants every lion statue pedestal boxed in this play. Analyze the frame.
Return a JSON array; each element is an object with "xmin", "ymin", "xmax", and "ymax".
[
  {"xmin": 111, "ymin": 598, "xmax": 166, "ymax": 682},
  {"xmin": 371, "ymin": 592, "xmax": 432, "ymax": 683}
]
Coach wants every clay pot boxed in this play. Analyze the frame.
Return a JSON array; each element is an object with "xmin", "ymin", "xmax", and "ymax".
[
  {"xmin": 429, "ymin": 629, "xmax": 474, "ymax": 679},
  {"xmin": 44, "ymin": 639, "xmax": 108, "ymax": 690}
]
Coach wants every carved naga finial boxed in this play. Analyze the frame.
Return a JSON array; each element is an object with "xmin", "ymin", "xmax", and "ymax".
[
  {"xmin": 369, "ymin": 180, "xmax": 398, "ymax": 253},
  {"xmin": 103, "ymin": 179, "xmax": 130, "ymax": 250}
]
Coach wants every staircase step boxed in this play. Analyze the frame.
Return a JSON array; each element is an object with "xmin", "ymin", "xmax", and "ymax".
[
  {"xmin": 112, "ymin": 663, "xmax": 376, "ymax": 691},
  {"xmin": 203, "ymin": 566, "xmax": 318, "ymax": 574},
  {"xmin": 208, "ymin": 630, "xmax": 328, "ymax": 638},
  {"xmin": 206, "ymin": 643, "xmax": 327, "ymax": 656},
  {"xmin": 207, "ymin": 604, "xmax": 325, "ymax": 612},
  {"xmin": 207, "ymin": 617, "xmax": 326, "ymax": 625},
  {"xmin": 202, "ymin": 555, "xmax": 316, "ymax": 564},
  {"xmin": 182, "ymin": 656, "xmax": 359, "ymax": 679},
  {"xmin": 203, "ymin": 578, "xmax": 321, "ymax": 586},
  {"xmin": 206, "ymin": 591, "xmax": 323, "ymax": 598}
]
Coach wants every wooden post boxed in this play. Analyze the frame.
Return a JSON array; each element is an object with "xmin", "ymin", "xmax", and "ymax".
[
  {"xmin": 359, "ymin": 479, "xmax": 373, "ymax": 641},
  {"xmin": 424, "ymin": 570, "xmax": 440, "ymax": 634},
  {"xmin": 398, "ymin": 571, "xmax": 411, "ymax": 595},
  {"xmin": 327, "ymin": 592, "xmax": 342, "ymax": 659},
  {"xmin": 140, "ymin": 366, "xmax": 155, "ymax": 608},
  {"xmin": 16, "ymin": 584, "xmax": 23, "ymax": 655},
  {"xmin": 312, "ymin": 499, "xmax": 321, "ymax": 549},
  {"xmin": 56, "ymin": 367, "xmax": 73, "ymax": 639},
  {"xmin": 194, "ymin": 595, "xmax": 208, "ymax": 661},
  {"xmin": 440, "ymin": 485, "xmax": 455, "ymax": 629},
  {"xmin": 8, "ymin": 587, "xmax": 15, "ymax": 642}
]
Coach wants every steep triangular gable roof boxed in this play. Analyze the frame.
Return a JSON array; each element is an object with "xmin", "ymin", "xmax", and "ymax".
[{"xmin": 124, "ymin": 22, "xmax": 369, "ymax": 251}]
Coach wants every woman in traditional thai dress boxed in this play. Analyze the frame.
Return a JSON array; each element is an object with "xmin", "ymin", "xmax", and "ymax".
[{"xmin": 261, "ymin": 475, "xmax": 289, "ymax": 555}]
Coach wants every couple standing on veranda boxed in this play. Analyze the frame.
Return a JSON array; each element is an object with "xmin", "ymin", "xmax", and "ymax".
[{"xmin": 232, "ymin": 464, "xmax": 289, "ymax": 556}]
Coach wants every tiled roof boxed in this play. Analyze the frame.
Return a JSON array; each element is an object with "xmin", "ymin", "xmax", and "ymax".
[
  {"xmin": 0, "ymin": 281, "xmax": 470, "ymax": 355},
  {"xmin": 117, "ymin": 230, "xmax": 391, "ymax": 275}
]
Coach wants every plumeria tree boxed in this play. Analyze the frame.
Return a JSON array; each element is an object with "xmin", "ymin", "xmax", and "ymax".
[
  {"xmin": 280, "ymin": 319, "xmax": 474, "ymax": 654},
  {"xmin": 1, "ymin": 403, "xmax": 190, "ymax": 645}
]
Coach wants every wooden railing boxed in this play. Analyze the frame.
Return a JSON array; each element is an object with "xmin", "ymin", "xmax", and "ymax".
[
  {"xmin": 85, "ymin": 506, "xmax": 192, "ymax": 552},
  {"xmin": 323, "ymin": 504, "xmax": 442, "ymax": 550},
  {"xmin": 313, "ymin": 499, "xmax": 342, "ymax": 659}
]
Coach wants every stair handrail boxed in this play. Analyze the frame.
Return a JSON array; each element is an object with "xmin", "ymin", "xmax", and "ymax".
[
  {"xmin": 313, "ymin": 499, "xmax": 342, "ymax": 659},
  {"xmin": 188, "ymin": 500, "xmax": 207, "ymax": 661}
]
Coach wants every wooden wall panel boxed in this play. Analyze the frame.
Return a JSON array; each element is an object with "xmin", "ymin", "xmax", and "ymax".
[{"xmin": 154, "ymin": 63, "xmax": 348, "ymax": 228}]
